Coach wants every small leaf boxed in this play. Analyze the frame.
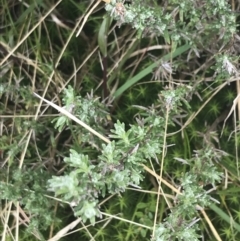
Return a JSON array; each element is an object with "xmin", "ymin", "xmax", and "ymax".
[{"xmin": 98, "ymin": 14, "xmax": 111, "ymax": 57}]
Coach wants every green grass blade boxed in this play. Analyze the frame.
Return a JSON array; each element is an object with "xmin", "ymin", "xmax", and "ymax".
[
  {"xmin": 221, "ymin": 157, "xmax": 238, "ymax": 177},
  {"xmin": 98, "ymin": 14, "xmax": 111, "ymax": 57},
  {"xmin": 16, "ymin": 0, "xmax": 45, "ymax": 25},
  {"xmin": 210, "ymin": 204, "xmax": 240, "ymax": 232},
  {"xmin": 113, "ymin": 44, "xmax": 191, "ymax": 98}
]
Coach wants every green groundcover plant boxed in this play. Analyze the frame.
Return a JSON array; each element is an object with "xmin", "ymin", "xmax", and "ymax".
[
  {"xmin": 1, "ymin": 0, "xmax": 240, "ymax": 240},
  {"xmin": 47, "ymin": 85, "xmax": 223, "ymax": 240}
]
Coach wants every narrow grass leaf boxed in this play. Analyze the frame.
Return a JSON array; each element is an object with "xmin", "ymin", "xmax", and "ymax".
[
  {"xmin": 210, "ymin": 204, "xmax": 240, "ymax": 232},
  {"xmin": 113, "ymin": 44, "xmax": 191, "ymax": 98}
]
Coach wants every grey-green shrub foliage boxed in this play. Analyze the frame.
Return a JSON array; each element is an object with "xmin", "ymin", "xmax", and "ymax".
[
  {"xmin": 48, "ymin": 85, "xmax": 223, "ymax": 241},
  {"xmin": 106, "ymin": 0, "xmax": 235, "ymax": 44},
  {"xmin": 48, "ymin": 1, "xmax": 235, "ymax": 239},
  {"xmin": 0, "ymin": 0, "xmax": 236, "ymax": 240},
  {"xmin": 48, "ymin": 86, "xmax": 167, "ymax": 224},
  {"xmin": 106, "ymin": 0, "xmax": 238, "ymax": 80}
]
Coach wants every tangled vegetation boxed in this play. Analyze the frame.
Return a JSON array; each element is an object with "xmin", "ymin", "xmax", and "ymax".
[{"xmin": 1, "ymin": 0, "xmax": 240, "ymax": 240}]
